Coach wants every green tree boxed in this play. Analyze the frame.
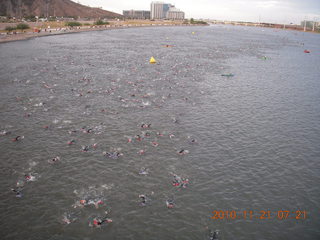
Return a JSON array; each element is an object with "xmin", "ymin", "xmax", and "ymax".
[
  {"xmin": 24, "ymin": 15, "xmax": 36, "ymax": 22},
  {"xmin": 65, "ymin": 21, "xmax": 82, "ymax": 27},
  {"xmin": 94, "ymin": 19, "xmax": 109, "ymax": 25},
  {"xmin": 16, "ymin": 23, "xmax": 30, "ymax": 30},
  {"xmin": 5, "ymin": 26, "xmax": 17, "ymax": 32}
]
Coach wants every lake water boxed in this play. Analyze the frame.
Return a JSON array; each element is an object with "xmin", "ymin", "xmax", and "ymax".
[{"xmin": 0, "ymin": 25, "xmax": 319, "ymax": 240}]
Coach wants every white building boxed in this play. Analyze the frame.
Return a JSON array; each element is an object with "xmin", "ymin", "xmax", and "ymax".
[
  {"xmin": 151, "ymin": 2, "xmax": 184, "ymax": 20},
  {"xmin": 166, "ymin": 7, "xmax": 185, "ymax": 20},
  {"xmin": 151, "ymin": 2, "xmax": 165, "ymax": 19}
]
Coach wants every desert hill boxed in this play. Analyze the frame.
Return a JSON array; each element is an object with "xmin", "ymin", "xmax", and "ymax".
[{"xmin": 0, "ymin": 0, "xmax": 122, "ymax": 19}]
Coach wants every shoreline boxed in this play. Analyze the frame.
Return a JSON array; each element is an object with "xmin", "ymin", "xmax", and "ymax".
[
  {"xmin": 0, "ymin": 23, "xmax": 204, "ymax": 44},
  {"xmin": 1, "ymin": 22, "xmax": 316, "ymax": 44}
]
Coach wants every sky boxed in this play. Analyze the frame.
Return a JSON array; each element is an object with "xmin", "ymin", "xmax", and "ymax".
[{"xmin": 74, "ymin": 0, "xmax": 320, "ymax": 24}]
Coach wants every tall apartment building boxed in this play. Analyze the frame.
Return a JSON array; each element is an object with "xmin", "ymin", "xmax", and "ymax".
[
  {"xmin": 150, "ymin": 2, "xmax": 184, "ymax": 20},
  {"xmin": 151, "ymin": 2, "xmax": 166, "ymax": 19}
]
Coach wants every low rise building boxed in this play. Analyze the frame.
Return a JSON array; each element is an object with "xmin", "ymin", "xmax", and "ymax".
[{"xmin": 123, "ymin": 10, "xmax": 150, "ymax": 19}]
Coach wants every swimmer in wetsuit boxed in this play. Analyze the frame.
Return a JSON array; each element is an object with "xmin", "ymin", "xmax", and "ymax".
[
  {"xmin": 139, "ymin": 167, "xmax": 149, "ymax": 175},
  {"xmin": 104, "ymin": 150, "xmax": 123, "ymax": 159},
  {"xmin": 0, "ymin": 130, "xmax": 11, "ymax": 136},
  {"xmin": 172, "ymin": 174, "xmax": 182, "ymax": 186},
  {"xmin": 67, "ymin": 139, "xmax": 76, "ymax": 145},
  {"xmin": 82, "ymin": 146, "xmax": 89, "ymax": 152},
  {"xmin": 139, "ymin": 194, "xmax": 147, "ymax": 206},
  {"xmin": 12, "ymin": 136, "xmax": 24, "ymax": 142},
  {"xmin": 93, "ymin": 218, "xmax": 112, "ymax": 226},
  {"xmin": 209, "ymin": 230, "xmax": 219, "ymax": 240},
  {"xmin": 48, "ymin": 156, "xmax": 60, "ymax": 164},
  {"xmin": 166, "ymin": 199, "xmax": 174, "ymax": 208},
  {"xmin": 178, "ymin": 149, "xmax": 189, "ymax": 155},
  {"xmin": 11, "ymin": 188, "xmax": 23, "ymax": 197},
  {"xmin": 25, "ymin": 173, "xmax": 36, "ymax": 181},
  {"xmin": 91, "ymin": 212, "xmax": 113, "ymax": 227}
]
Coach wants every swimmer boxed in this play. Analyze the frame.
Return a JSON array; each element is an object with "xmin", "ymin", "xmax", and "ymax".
[
  {"xmin": 141, "ymin": 123, "xmax": 151, "ymax": 128},
  {"xmin": 92, "ymin": 217, "xmax": 113, "ymax": 227},
  {"xmin": 151, "ymin": 141, "xmax": 159, "ymax": 147},
  {"xmin": 81, "ymin": 127, "xmax": 87, "ymax": 133},
  {"xmin": 172, "ymin": 118, "xmax": 179, "ymax": 123},
  {"xmin": 209, "ymin": 230, "xmax": 219, "ymax": 240},
  {"xmin": 87, "ymin": 199, "xmax": 104, "ymax": 208},
  {"xmin": 67, "ymin": 139, "xmax": 76, "ymax": 145},
  {"xmin": 12, "ymin": 136, "xmax": 24, "ymax": 142},
  {"xmin": 24, "ymin": 173, "xmax": 36, "ymax": 182},
  {"xmin": 172, "ymin": 174, "xmax": 182, "ymax": 186},
  {"xmin": 187, "ymin": 136, "xmax": 197, "ymax": 143},
  {"xmin": 62, "ymin": 215, "xmax": 71, "ymax": 224},
  {"xmin": 48, "ymin": 156, "xmax": 60, "ymax": 164},
  {"xmin": 144, "ymin": 132, "xmax": 151, "ymax": 137},
  {"xmin": 92, "ymin": 143, "xmax": 98, "ymax": 149},
  {"xmin": 82, "ymin": 145, "xmax": 89, "ymax": 152},
  {"xmin": 169, "ymin": 134, "xmax": 175, "ymax": 139},
  {"xmin": 156, "ymin": 132, "xmax": 164, "ymax": 137},
  {"xmin": 180, "ymin": 178, "xmax": 189, "ymax": 188},
  {"xmin": 104, "ymin": 151, "xmax": 123, "ymax": 159},
  {"xmin": 139, "ymin": 167, "xmax": 149, "ymax": 175},
  {"xmin": 0, "ymin": 130, "xmax": 11, "ymax": 136},
  {"xmin": 16, "ymin": 180, "xmax": 25, "ymax": 188},
  {"xmin": 62, "ymin": 213, "xmax": 76, "ymax": 225},
  {"xmin": 73, "ymin": 199, "xmax": 88, "ymax": 208},
  {"xmin": 137, "ymin": 149, "xmax": 145, "ymax": 155},
  {"xmin": 86, "ymin": 128, "xmax": 93, "ymax": 133},
  {"xmin": 139, "ymin": 194, "xmax": 148, "ymax": 206},
  {"xmin": 178, "ymin": 149, "xmax": 189, "ymax": 155},
  {"xmin": 135, "ymin": 135, "xmax": 142, "ymax": 141},
  {"xmin": 11, "ymin": 188, "xmax": 23, "ymax": 198},
  {"xmin": 166, "ymin": 199, "xmax": 174, "ymax": 208}
]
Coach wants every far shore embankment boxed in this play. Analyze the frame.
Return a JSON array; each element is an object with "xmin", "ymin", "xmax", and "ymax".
[{"xmin": 0, "ymin": 20, "xmax": 207, "ymax": 44}]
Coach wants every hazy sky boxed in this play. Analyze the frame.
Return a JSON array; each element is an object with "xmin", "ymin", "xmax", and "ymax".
[{"xmin": 75, "ymin": 0, "xmax": 320, "ymax": 24}]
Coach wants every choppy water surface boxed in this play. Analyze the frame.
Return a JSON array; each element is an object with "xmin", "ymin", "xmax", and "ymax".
[{"xmin": 0, "ymin": 25, "xmax": 319, "ymax": 240}]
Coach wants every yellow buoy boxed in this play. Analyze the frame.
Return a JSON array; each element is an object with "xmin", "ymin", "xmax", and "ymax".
[{"xmin": 149, "ymin": 57, "xmax": 157, "ymax": 64}]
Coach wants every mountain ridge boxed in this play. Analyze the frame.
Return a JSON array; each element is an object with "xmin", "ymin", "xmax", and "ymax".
[{"xmin": 0, "ymin": 0, "xmax": 122, "ymax": 19}]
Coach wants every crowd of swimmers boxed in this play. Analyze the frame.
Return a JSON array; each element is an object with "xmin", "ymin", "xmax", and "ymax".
[{"xmin": 3, "ymin": 120, "xmax": 221, "ymax": 238}]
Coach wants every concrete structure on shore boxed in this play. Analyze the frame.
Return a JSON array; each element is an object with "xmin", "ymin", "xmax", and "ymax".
[
  {"xmin": 150, "ymin": 2, "xmax": 184, "ymax": 20},
  {"xmin": 123, "ymin": 10, "xmax": 150, "ymax": 19}
]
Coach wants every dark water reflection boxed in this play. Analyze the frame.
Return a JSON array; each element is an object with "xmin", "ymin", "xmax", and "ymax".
[{"xmin": 0, "ymin": 25, "xmax": 319, "ymax": 240}]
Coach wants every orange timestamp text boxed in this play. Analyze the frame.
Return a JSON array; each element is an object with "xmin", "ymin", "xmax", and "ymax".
[{"xmin": 211, "ymin": 210, "xmax": 307, "ymax": 220}]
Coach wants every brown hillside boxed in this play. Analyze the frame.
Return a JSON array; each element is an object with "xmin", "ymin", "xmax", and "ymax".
[{"xmin": 0, "ymin": 0, "xmax": 122, "ymax": 19}]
